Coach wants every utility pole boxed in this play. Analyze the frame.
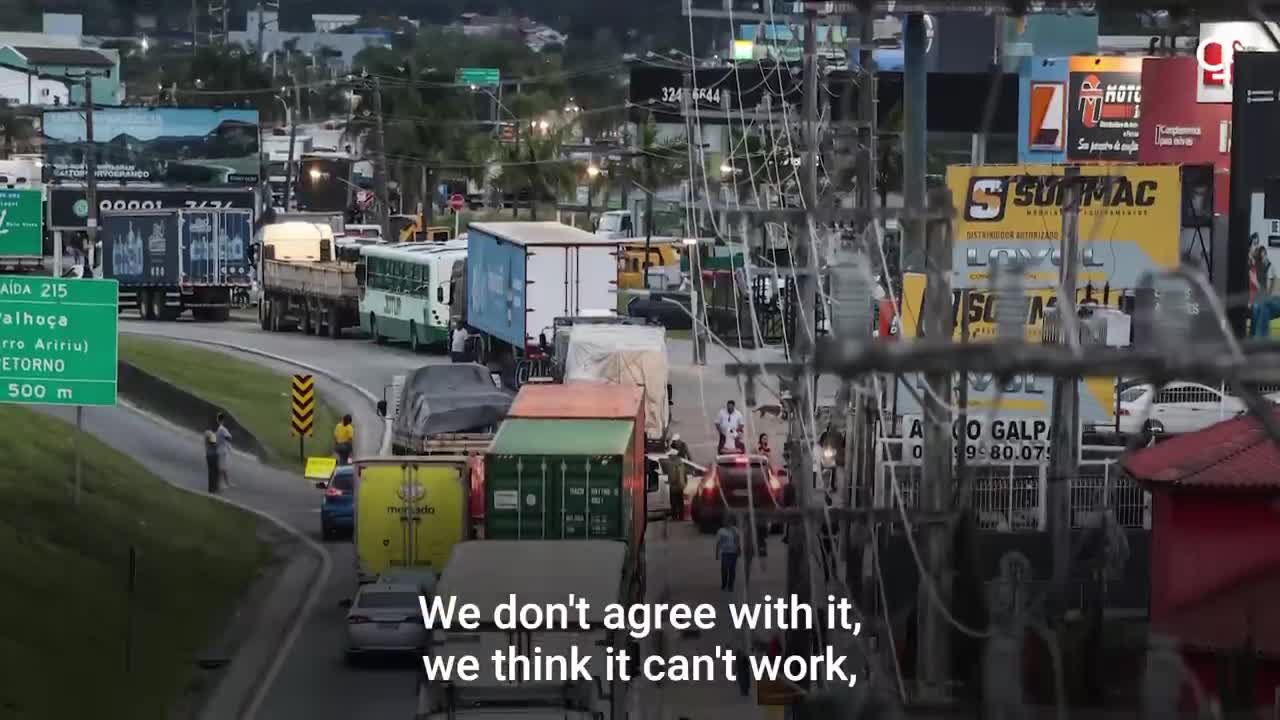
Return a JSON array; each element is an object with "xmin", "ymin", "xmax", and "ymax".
[
  {"xmin": 917, "ymin": 185, "xmax": 954, "ymax": 701},
  {"xmin": 283, "ymin": 87, "xmax": 296, "ymax": 212},
  {"xmin": 371, "ymin": 75, "xmax": 392, "ymax": 244},
  {"xmin": 682, "ymin": 70, "xmax": 707, "ymax": 365},
  {"xmin": 784, "ymin": 5, "xmax": 820, "ymax": 700},
  {"xmin": 77, "ymin": 71, "xmax": 101, "ymax": 507},
  {"xmin": 900, "ymin": 14, "xmax": 928, "ymax": 273},
  {"xmin": 848, "ymin": 0, "xmax": 880, "ymax": 618},
  {"xmin": 1049, "ymin": 166, "xmax": 1082, "ymax": 614}
]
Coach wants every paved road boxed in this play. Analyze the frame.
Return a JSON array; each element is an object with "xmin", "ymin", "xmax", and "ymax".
[{"xmin": 113, "ymin": 319, "xmax": 829, "ymax": 720}]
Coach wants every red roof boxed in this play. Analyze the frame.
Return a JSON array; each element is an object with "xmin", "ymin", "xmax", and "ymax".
[{"xmin": 1122, "ymin": 410, "xmax": 1280, "ymax": 491}]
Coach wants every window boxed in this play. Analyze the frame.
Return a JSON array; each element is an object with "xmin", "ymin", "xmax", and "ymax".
[
  {"xmin": 1119, "ymin": 387, "xmax": 1148, "ymax": 403},
  {"xmin": 1187, "ymin": 387, "xmax": 1221, "ymax": 404}
]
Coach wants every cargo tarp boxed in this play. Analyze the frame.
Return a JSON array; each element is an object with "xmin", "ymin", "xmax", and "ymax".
[{"xmin": 563, "ymin": 325, "xmax": 669, "ymax": 441}]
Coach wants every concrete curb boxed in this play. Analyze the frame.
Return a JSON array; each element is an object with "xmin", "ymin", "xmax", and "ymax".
[
  {"xmin": 115, "ymin": 399, "xmax": 333, "ymax": 720},
  {"xmin": 117, "ymin": 332, "xmax": 391, "ymax": 719},
  {"xmin": 120, "ymin": 330, "xmax": 394, "ymax": 455}
]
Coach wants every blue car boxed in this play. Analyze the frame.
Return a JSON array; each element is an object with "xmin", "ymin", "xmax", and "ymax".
[{"xmin": 319, "ymin": 465, "xmax": 355, "ymax": 540}]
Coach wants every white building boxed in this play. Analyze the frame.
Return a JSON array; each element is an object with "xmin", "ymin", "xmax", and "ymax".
[{"xmin": 0, "ymin": 64, "xmax": 70, "ymax": 106}]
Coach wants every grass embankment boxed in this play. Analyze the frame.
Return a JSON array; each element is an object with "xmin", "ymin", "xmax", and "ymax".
[
  {"xmin": 119, "ymin": 335, "xmax": 340, "ymax": 471},
  {"xmin": 0, "ymin": 406, "xmax": 266, "ymax": 719}
]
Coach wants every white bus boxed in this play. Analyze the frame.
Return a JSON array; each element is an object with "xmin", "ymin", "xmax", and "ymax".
[{"xmin": 359, "ymin": 241, "xmax": 466, "ymax": 351}]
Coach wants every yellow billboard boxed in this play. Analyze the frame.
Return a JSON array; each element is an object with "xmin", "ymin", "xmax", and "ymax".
[
  {"xmin": 898, "ymin": 272, "xmax": 1119, "ymax": 421},
  {"xmin": 946, "ymin": 163, "xmax": 1182, "ymax": 290}
]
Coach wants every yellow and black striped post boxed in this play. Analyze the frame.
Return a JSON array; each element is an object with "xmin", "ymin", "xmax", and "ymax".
[{"xmin": 290, "ymin": 374, "xmax": 315, "ymax": 462}]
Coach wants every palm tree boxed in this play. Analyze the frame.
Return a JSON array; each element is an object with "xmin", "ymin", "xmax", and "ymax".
[{"xmin": 494, "ymin": 124, "xmax": 576, "ymax": 221}]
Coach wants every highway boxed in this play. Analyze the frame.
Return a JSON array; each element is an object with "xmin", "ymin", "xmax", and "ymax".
[{"xmin": 103, "ymin": 317, "xmax": 796, "ymax": 720}]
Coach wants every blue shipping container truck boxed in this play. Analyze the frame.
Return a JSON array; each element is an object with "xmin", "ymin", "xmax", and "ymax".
[
  {"xmin": 101, "ymin": 208, "xmax": 253, "ymax": 321},
  {"xmin": 464, "ymin": 222, "xmax": 622, "ymax": 359}
]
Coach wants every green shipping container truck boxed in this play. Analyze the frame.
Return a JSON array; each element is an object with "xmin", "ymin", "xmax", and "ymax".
[{"xmin": 484, "ymin": 417, "xmax": 645, "ymax": 599}]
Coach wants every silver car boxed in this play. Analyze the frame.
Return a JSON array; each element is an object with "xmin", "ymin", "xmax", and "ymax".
[{"xmin": 344, "ymin": 582, "xmax": 427, "ymax": 662}]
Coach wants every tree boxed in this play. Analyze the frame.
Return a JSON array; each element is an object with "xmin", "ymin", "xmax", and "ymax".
[
  {"xmin": 493, "ymin": 124, "xmax": 576, "ymax": 220},
  {"xmin": 0, "ymin": 101, "xmax": 36, "ymax": 158}
]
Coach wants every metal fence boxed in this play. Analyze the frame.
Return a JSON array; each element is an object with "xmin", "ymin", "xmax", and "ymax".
[{"xmin": 873, "ymin": 439, "xmax": 1150, "ymax": 531}]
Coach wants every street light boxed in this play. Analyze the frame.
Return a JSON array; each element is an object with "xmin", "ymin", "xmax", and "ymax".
[{"xmin": 587, "ymin": 164, "xmax": 601, "ymax": 178}]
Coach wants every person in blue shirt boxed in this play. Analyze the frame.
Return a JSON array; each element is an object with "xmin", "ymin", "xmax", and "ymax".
[
  {"xmin": 715, "ymin": 517, "xmax": 741, "ymax": 591},
  {"xmin": 1251, "ymin": 241, "xmax": 1280, "ymax": 337}
]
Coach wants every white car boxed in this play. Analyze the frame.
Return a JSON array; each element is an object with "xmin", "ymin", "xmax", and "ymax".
[
  {"xmin": 344, "ymin": 582, "xmax": 427, "ymax": 663},
  {"xmin": 1117, "ymin": 381, "xmax": 1246, "ymax": 436}
]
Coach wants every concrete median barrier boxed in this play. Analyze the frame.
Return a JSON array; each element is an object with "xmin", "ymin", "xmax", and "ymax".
[{"xmin": 118, "ymin": 361, "xmax": 273, "ymax": 462}]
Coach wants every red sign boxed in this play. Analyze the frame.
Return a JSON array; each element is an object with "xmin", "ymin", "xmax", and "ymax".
[
  {"xmin": 1138, "ymin": 56, "xmax": 1233, "ymax": 216},
  {"xmin": 449, "ymin": 193, "xmax": 465, "ymax": 212},
  {"xmin": 1200, "ymin": 39, "xmax": 1241, "ymax": 88}
]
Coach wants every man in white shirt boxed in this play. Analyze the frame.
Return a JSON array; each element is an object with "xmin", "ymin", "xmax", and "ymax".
[
  {"xmin": 450, "ymin": 323, "xmax": 470, "ymax": 362},
  {"xmin": 715, "ymin": 400, "xmax": 745, "ymax": 454}
]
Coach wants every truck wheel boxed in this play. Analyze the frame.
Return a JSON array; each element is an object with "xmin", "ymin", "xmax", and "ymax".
[
  {"xmin": 409, "ymin": 321, "xmax": 420, "ymax": 352},
  {"xmin": 369, "ymin": 314, "xmax": 383, "ymax": 344},
  {"xmin": 269, "ymin": 299, "xmax": 283, "ymax": 332},
  {"xmin": 302, "ymin": 304, "xmax": 315, "ymax": 335},
  {"xmin": 258, "ymin": 300, "xmax": 271, "ymax": 330},
  {"xmin": 147, "ymin": 291, "xmax": 163, "ymax": 321},
  {"xmin": 327, "ymin": 305, "xmax": 342, "ymax": 339},
  {"xmin": 140, "ymin": 291, "xmax": 156, "ymax": 320}
]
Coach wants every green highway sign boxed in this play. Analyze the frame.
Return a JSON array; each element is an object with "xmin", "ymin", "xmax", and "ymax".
[
  {"xmin": 456, "ymin": 67, "xmax": 500, "ymax": 87},
  {"xmin": 0, "ymin": 275, "xmax": 118, "ymax": 406},
  {"xmin": 0, "ymin": 189, "xmax": 43, "ymax": 257}
]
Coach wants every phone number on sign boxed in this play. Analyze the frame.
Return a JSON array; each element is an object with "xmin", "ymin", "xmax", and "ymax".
[{"xmin": 909, "ymin": 444, "xmax": 1050, "ymax": 462}]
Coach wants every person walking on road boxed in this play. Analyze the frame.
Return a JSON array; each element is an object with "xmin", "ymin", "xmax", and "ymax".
[
  {"xmin": 715, "ymin": 400, "xmax": 745, "ymax": 454},
  {"xmin": 716, "ymin": 517, "xmax": 742, "ymax": 591},
  {"xmin": 334, "ymin": 414, "xmax": 355, "ymax": 464},
  {"xmin": 215, "ymin": 413, "xmax": 233, "ymax": 489},
  {"xmin": 450, "ymin": 323, "xmax": 470, "ymax": 363},
  {"xmin": 204, "ymin": 423, "xmax": 221, "ymax": 494}
]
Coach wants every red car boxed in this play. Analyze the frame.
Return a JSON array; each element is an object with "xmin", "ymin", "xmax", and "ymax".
[{"xmin": 689, "ymin": 453, "xmax": 784, "ymax": 534}]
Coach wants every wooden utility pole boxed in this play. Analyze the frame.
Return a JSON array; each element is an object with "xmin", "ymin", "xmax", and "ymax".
[
  {"xmin": 917, "ymin": 185, "xmax": 955, "ymax": 699},
  {"xmin": 371, "ymin": 75, "xmax": 392, "ymax": 244},
  {"xmin": 1049, "ymin": 166, "xmax": 1082, "ymax": 612}
]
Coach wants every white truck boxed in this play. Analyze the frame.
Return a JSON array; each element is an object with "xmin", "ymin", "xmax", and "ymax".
[
  {"xmin": 258, "ymin": 221, "xmax": 362, "ymax": 337},
  {"xmin": 416, "ymin": 540, "xmax": 636, "ymax": 720}
]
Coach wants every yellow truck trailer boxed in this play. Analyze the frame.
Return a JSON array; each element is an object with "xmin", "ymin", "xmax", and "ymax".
[{"xmin": 352, "ymin": 456, "xmax": 470, "ymax": 584}]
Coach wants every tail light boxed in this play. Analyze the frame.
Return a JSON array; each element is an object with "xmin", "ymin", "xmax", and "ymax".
[
  {"xmin": 767, "ymin": 474, "xmax": 781, "ymax": 491},
  {"xmin": 348, "ymin": 615, "xmax": 371, "ymax": 624},
  {"xmin": 703, "ymin": 475, "xmax": 718, "ymax": 493},
  {"xmin": 326, "ymin": 486, "xmax": 344, "ymax": 497},
  {"xmin": 1118, "ymin": 408, "xmax": 1130, "ymax": 416}
]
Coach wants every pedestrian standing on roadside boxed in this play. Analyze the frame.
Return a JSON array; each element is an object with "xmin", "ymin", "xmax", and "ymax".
[
  {"xmin": 215, "ymin": 413, "xmax": 233, "ymax": 489},
  {"xmin": 333, "ymin": 414, "xmax": 355, "ymax": 464},
  {"xmin": 451, "ymin": 322, "xmax": 470, "ymax": 363},
  {"xmin": 716, "ymin": 516, "xmax": 742, "ymax": 591},
  {"xmin": 204, "ymin": 424, "xmax": 221, "ymax": 493},
  {"xmin": 715, "ymin": 400, "xmax": 745, "ymax": 454}
]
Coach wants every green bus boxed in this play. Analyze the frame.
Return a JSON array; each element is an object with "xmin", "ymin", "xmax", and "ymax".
[{"xmin": 359, "ymin": 240, "xmax": 466, "ymax": 351}]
